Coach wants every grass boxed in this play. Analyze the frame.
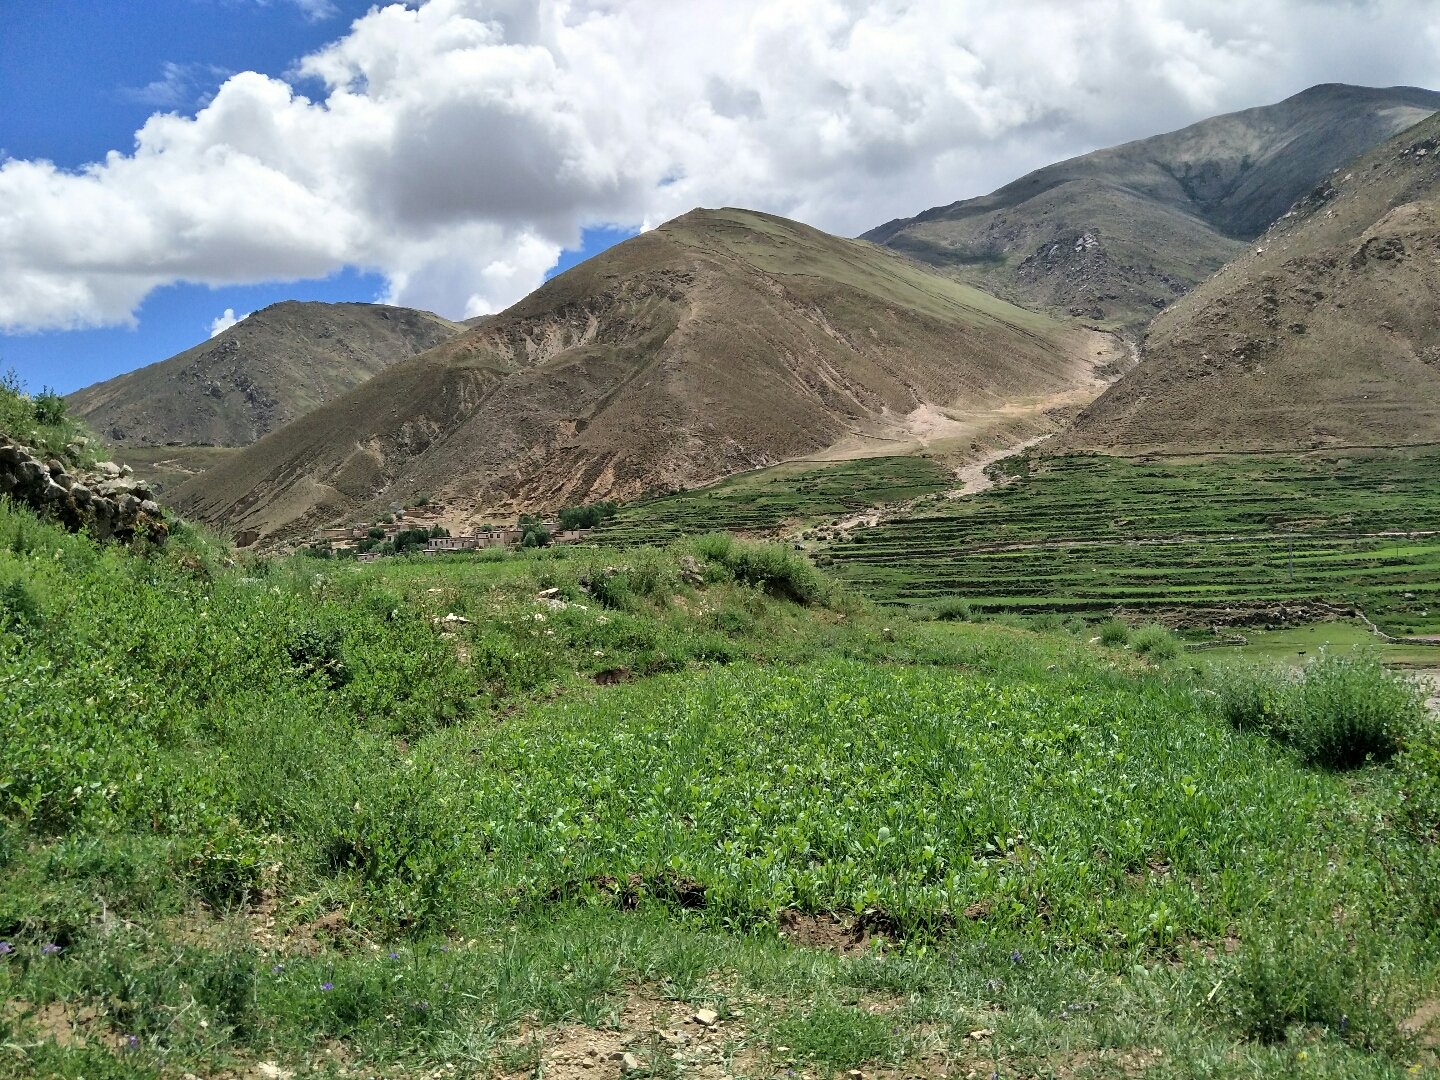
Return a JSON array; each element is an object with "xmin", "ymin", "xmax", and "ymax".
[
  {"xmin": 2, "ymin": 494, "xmax": 1439, "ymax": 1077},
  {"xmin": 821, "ymin": 450, "xmax": 1440, "ymax": 635}
]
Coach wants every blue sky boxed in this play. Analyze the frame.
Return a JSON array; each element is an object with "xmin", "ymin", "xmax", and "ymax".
[
  {"xmin": 0, "ymin": 0, "xmax": 629, "ymax": 394},
  {"xmin": 2, "ymin": 1, "xmax": 1436, "ymax": 398}
]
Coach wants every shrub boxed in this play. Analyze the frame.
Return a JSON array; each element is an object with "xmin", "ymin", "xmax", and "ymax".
[
  {"xmin": 708, "ymin": 539, "xmax": 827, "ymax": 606},
  {"xmin": 1215, "ymin": 653, "xmax": 1422, "ymax": 768},
  {"xmin": 1287, "ymin": 652, "xmax": 1423, "ymax": 768},
  {"xmin": 32, "ymin": 387, "xmax": 67, "ymax": 426},
  {"xmin": 1227, "ymin": 924, "xmax": 1398, "ymax": 1051},
  {"xmin": 1131, "ymin": 624, "xmax": 1180, "ymax": 661},
  {"xmin": 930, "ymin": 597, "xmax": 973, "ymax": 622},
  {"xmin": 1098, "ymin": 618, "xmax": 1130, "ymax": 647}
]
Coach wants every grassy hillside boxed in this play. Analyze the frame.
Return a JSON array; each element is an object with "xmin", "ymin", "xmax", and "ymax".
[
  {"xmin": 1066, "ymin": 110, "xmax": 1440, "ymax": 453},
  {"xmin": 172, "ymin": 208, "xmax": 1117, "ymax": 545},
  {"xmin": 67, "ymin": 301, "xmax": 462, "ymax": 451},
  {"xmin": 866, "ymin": 83, "xmax": 1440, "ymax": 330},
  {"xmin": 820, "ymin": 450, "xmax": 1440, "ymax": 636},
  {"xmin": 591, "ymin": 455, "xmax": 951, "ymax": 545},
  {"xmin": 2, "ymin": 496, "xmax": 1439, "ymax": 1077}
]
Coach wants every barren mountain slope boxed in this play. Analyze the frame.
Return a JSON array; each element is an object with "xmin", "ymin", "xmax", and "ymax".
[
  {"xmin": 174, "ymin": 208, "xmax": 1117, "ymax": 543},
  {"xmin": 67, "ymin": 301, "xmax": 464, "ymax": 448},
  {"xmin": 865, "ymin": 84, "xmax": 1440, "ymax": 329},
  {"xmin": 1064, "ymin": 111, "xmax": 1440, "ymax": 452}
]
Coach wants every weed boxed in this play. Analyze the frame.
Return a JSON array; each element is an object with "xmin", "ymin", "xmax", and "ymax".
[
  {"xmin": 1098, "ymin": 618, "xmax": 1130, "ymax": 647},
  {"xmin": 931, "ymin": 597, "xmax": 974, "ymax": 622},
  {"xmin": 1131, "ymin": 624, "xmax": 1181, "ymax": 661}
]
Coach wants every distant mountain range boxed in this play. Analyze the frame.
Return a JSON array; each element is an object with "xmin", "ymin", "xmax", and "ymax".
[
  {"xmin": 171, "ymin": 208, "xmax": 1117, "ymax": 543},
  {"xmin": 865, "ymin": 83, "xmax": 1440, "ymax": 330},
  {"xmin": 61, "ymin": 82, "xmax": 1440, "ymax": 542},
  {"xmin": 67, "ymin": 301, "xmax": 463, "ymax": 448},
  {"xmin": 1064, "ymin": 108, "xmax": 1440, "ymax": 452}
]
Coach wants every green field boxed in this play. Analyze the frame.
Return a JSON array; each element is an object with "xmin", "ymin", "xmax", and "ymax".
[
  {"xmin": 823, "ymin": 451, "xmax": 1440, "ymax": 634},
  {"xmin": 592, "ymin": 455, "xmax": 951, "ymax": 545},
  {"xmin": 3, "ymin": 493, "xmax": 1440, "ymax": 1077}
]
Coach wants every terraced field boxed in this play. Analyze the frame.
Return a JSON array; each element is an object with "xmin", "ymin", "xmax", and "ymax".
[
  {"xmin": 822, "ymin": 450, "xmax": 1440, "ymax": 635},
  {"xmin": 593, "ymin": 455, "xmax": 951, "ymax": 545}
]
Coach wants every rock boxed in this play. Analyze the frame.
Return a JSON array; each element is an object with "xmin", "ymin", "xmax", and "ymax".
[
  {"xmin": 0, "ymin": 438, "xmax": 167, "ymax": 545},
  {"xmin": 620, "ymin": 1052, "xmax": 642, "ymax": 1073},
  {"xmin": 692, "ymin": 1007, "xmax": 719, "ymax": 1027},
  {"xmin": 536, "ymin": 587, "xmax": 561, "ymax": 599},
  {"xmin": 679, "ymin": 554, "xmax": 705, "ymax": 586}
]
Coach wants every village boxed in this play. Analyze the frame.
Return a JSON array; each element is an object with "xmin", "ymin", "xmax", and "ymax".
[{"xmin": 309, "ymin": 501, "xmax": 607, "ymax": 561}]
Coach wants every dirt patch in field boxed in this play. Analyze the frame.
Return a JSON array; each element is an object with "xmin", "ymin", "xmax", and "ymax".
[
  {"xmin": 500, "ymin": 990, "xmax": 760, "ymax": 1080},
  {"xmin": 1402, "ymin": 999, "xmax": 1440, "ymax": 1048}
]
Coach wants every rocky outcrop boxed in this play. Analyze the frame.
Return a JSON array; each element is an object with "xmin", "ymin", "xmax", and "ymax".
[{"xmin": 0, "ymin": 434, "xmax": 168, "ymax": 543}]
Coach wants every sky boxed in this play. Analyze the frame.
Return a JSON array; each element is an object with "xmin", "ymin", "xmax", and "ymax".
[{"xmin": 3, "ymin": 1, "xmax": 1439, "ymax": 394}]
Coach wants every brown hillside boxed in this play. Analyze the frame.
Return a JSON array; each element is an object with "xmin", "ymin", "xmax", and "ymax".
[
  {"xmin": 865, "ymin": 84, "xmax": 1440, "ymax": 330},
  {"xmin": 174, "ymin": 208, "xmax": 1119, "ymax": 543},
  {"xmin": 67, "ymin": 301, "xmax": 463, "ymax": 448},
  {"xmin": 1064, "ymin": 111, "xmax": 1440, "ymax": 453}
]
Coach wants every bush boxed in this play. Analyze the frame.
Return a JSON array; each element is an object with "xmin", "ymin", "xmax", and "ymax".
[
  {"xmin": 1214, "ymin": 652, "xmax": 1423, "ymax": 768},
  {"xmin": 1131, "ymin": 624, "xmax": 1180, "ymax": 661},
  {"xmin": 705, "ymin": 539, "xmax": 827, "ymax": 606},
  {"xmin": 930, "ymin": 596, "xmax": 974, "ymax": 622},
  {"xmin": 1228, "ymin": 924, "xmax": 1398, "ymax": 1051},
  {"xmin": 1288, "ymin": 652, "xmax": 1423, "ymax": 768},
  {"xmin": 1098, "ymin": 618, "xmax": 1130, "ymax": 647}
]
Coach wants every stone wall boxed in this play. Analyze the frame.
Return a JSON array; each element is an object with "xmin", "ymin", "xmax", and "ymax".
[{"xmin": 0, "ymin": 434, "xmax": 168, "ymax": 544}]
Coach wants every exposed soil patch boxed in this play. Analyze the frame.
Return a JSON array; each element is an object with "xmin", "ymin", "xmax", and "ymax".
[
  {"xmin": 775, "ymin": 909, "xmax": 913, "ymax": 956},
  {"xmin": 1402, "ymin": 998, "xmax": 1440, "ymax": 1048},
  {"xmin": 500, "ymin": 990, "xmax": 759, "ymax": 1080}
]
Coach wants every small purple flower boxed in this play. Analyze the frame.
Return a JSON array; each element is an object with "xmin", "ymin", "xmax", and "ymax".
[
  {"xmin": 1339, "ymin": 1014, "xmax": 1350, "ymax": 1034},
  {"xmin": 413, "ymin": 999, "xmax": 431, "ymax": 1011},
  {"xmin": 388, "ymin": 951, "xmax": 399, "ymax": 960},
  {"xmin": 320, "ymin": 981, "xmax": 334, "ymax": 992},
  {"xmin": 1009, "ymin": 949, "xmax": 1023, "ymax": 965},
  {"xmin": 272, "ymin": 963, "xmax": 284, "ymax": 974},
  {"xmin": 125, "ymin": 1035, "xmax": 139, "ymax": 1051},
  {"xmin": 40, "ymin": 943, "xmax": 61, "ymax": 956},
  {"xmin": 439, "ymin": 944, "xmax": 451, "ymax": 953},
  {"xmin": 0, "ymin": 941, "xmax": 13, "ymax": 956}
]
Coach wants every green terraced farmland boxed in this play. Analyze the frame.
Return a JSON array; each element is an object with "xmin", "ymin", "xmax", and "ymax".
[
  {"xmin": 593, "ymin": 454, "xmax": 951, "ymax": 545},
  {"xmin": 823, "ymin": 450, "xmax": 1440, "ymax": 635}
]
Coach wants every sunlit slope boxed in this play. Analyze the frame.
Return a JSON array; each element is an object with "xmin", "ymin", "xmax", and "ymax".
[{"xmin": 176, "ymin": 208, "xmax": 1112, "ymax": 542}]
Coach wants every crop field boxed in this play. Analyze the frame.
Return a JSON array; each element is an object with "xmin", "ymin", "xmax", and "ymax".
[
  {"xmin": 823, "ymin": 450, "xmax": 1440, "ymax": 634},
  {"xmin": 3, "ymin": 495, "xmax": 1440, "ymax": 1078},
  {"xmin": 592, "ymin": 455, "xmax": 951, "ymax": 545}
]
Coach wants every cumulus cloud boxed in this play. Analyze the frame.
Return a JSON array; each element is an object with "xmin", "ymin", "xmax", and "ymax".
[
  {"xmin": 209, "ymin": 307, "xmax": 249, "ymax": 337},
  {"xmin": 3, "ymin": 0, "xmax": 1439, "ymax": 332}
]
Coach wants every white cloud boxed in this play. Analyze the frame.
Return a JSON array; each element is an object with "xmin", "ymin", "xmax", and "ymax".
[
  {"xmin": 3, "ymin": 0, "xmax": 1439, "ymax": 333},
  {"xmin": 209, "ymin": 307, "xmax": 250, "ymax": 336}
]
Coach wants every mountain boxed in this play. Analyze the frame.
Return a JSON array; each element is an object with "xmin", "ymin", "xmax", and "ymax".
[
  {"xmin": 1063, "ymin": 110, "xmax": 1440, "ymax": 453},
  {"xmin": 172, "ymin": 208, "xmax": 1121, "ymax": 544},
  {"xmin": 67, "ymin": 301, "xmax": 464, "ymax": 449},
  {"xmin": 864, "ymin": 84, "xmax": 1440, "ymax": 330}
]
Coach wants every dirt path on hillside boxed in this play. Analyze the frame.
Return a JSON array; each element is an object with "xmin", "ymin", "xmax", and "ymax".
[{"xmin": 795, "ymin": 328, "xmax": 1126, "ymax": 468}]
